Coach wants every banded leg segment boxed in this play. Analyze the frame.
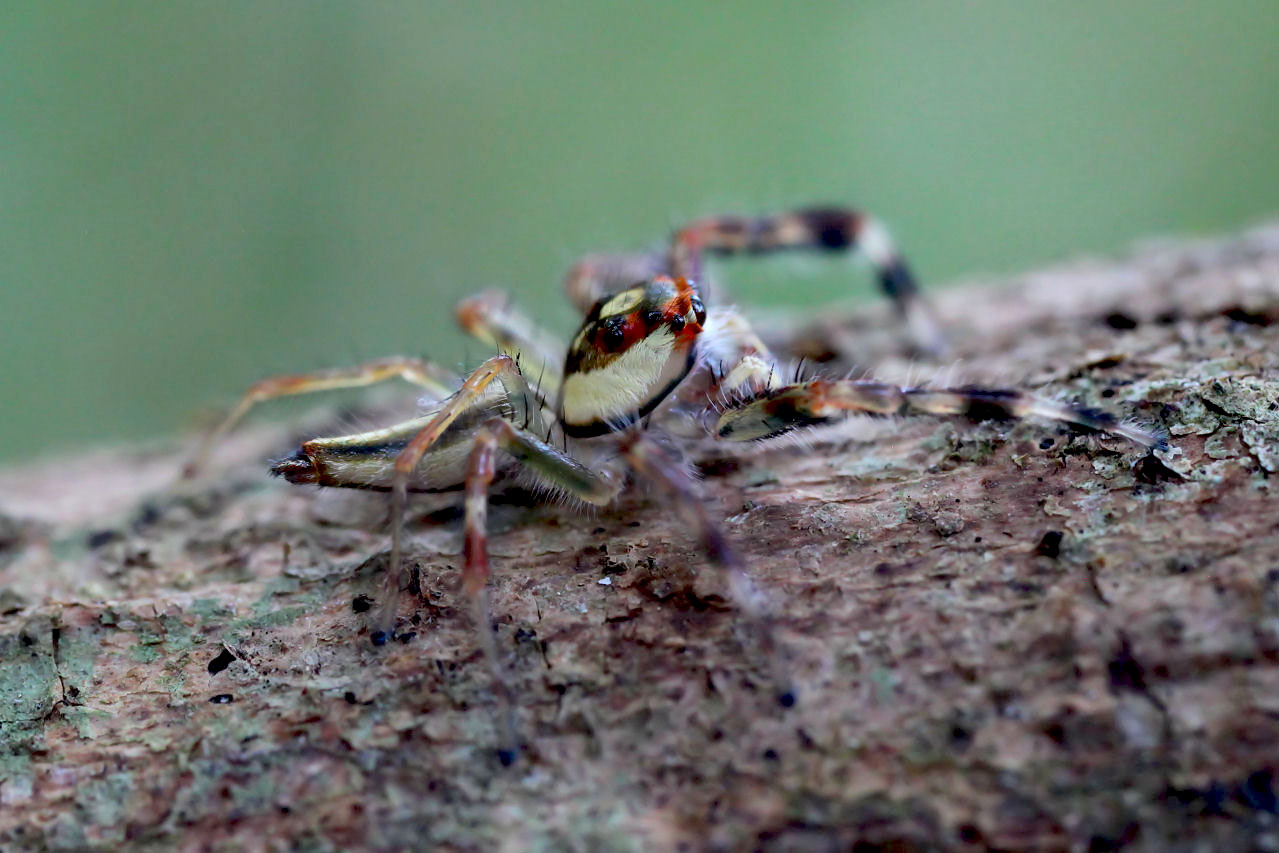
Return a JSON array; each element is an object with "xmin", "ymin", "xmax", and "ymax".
[
  {"xmin": 460, "ymin": 423, "xmax": 517, "ymax": 762},
  {"xmin": 379, "ymin": 355, "xmax": 527, "ymax": 635},
  {"xmin": 668, "ymin": 208, "xmax": 944, "ymax": 355},
  {"xmin": 182, "ymin": 356, "xmax": 461, "ymax": 478},
  {"xmin": 377, "ymin": 356, "xmax": 618, "ymax": 636},
  {"xmin": 460, "ymin": 420, "xmax": 620, "ymax": 592},
  {"xmin": 715, "ymin": 379, "xmax": 1167, "ymax": 449}
]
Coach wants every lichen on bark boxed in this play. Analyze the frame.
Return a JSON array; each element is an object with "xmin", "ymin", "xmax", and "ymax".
[{"xmin": 2, "ymin": 224, "xmax": 1279, "ymax": 850}]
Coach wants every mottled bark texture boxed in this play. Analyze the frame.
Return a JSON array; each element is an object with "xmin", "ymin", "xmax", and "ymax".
[{"xmin": 3, "ymin": 224, "xmax": 1279, "ymax": 852}]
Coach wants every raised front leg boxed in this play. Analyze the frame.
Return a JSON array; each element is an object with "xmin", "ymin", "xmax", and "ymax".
[
  {"xmin": 668, "ymin": 207, "xmax": 944, "ymax": 355},
  {"xmin": 564, "ymin": 206, "xmax": 945, "ymax": 355}
]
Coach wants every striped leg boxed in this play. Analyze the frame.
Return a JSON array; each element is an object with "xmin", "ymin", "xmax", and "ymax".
[
  {"xmin": 668, "ymin": 208, "xmax": 945, "ymax": 355},
  {"xmin": 376, "ymin": 355, "xmax": 527, "ymax": 638},
  {"xmin": 376, "ymin": 355, "xmax": 622, "ymax": 630},
  {"xmin": 182, "ymin": 356, "xmax": 461, "ymax": 478},
  {"xmin": 623, "ymin": 435, "xmax": 796, "ymax": 707},
  {"xmin": 460, "ymin": 423, "xmax": 514, "ymax": 762},
  {"xmin": 714, "ymin": 379, "xmax": 1168, "ymax": 449},
  {"xmin": 459, "ymin": 418, "xmax": 621, "ymax": 763}
]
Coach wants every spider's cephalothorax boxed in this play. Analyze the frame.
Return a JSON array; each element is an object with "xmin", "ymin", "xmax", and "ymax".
[
  {"xmin": 185, "ymin": 205, "xmax": 1166, "ymax": 763},
  {"xmin": 559, "ymin": 275, "xmax": 706, "ymax": 437}
]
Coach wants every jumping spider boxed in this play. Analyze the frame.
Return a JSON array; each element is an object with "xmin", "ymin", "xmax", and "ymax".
[{"xmin": 185, "ymin": 207, "xmax": 1164, "ymax": 761}]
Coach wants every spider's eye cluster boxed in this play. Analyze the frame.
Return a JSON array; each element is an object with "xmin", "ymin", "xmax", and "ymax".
[{"xmin": 559, "ymin": 275, "xmax": 706, "ymax": 438}]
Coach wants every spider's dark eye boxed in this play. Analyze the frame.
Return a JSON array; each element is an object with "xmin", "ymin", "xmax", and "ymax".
[
  {"xmin": 644, "ymin": 310, "xmax": 663, "ymax": 326},
  {"xmin": 601, "ymin": 317, "xmax": 627, "ymax": 349},
  {"xmin": 690, "ymin": 297, "xmax": 706, "ymax": 325},
  {"xmin": 669, "ymin": 314, "xmax": 685, "ymax": 333}
]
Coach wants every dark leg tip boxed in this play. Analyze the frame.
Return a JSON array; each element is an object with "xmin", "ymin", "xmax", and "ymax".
[
  {"xmin": 777, "ymin": 689, "xmax": 797, "ymax": 708},
  {"xmin": 370, "ymin": 630, "xmax": 389, "ymax": 647},
  {"xmin": 497, "ymin": 747, "xmax": 519, "ymax": 767}
]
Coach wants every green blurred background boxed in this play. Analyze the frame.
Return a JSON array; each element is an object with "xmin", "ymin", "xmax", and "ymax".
[{"xmin": 3, "ymin": 1, "xmax": 1277, "ymax": 464}]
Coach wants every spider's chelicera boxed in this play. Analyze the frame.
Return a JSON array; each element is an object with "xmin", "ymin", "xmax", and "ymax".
[{"xmin": 185, "ymin": 207, "xmax": 1165, "ymax": 763}]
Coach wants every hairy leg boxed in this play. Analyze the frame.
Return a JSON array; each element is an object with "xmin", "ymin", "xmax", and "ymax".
[
  {"xmin": 714, "ymin": 378, "xmax": 1167, "ymax": 449},
  {"xmin": 376, "ymin": 355, "xmax": 526, "ymax": 636},
  {"xmin": 375, "ymin": 356, "xmax": 619, "ymax": 637},
  {"xmin": 564, "ymin": 207, "xmax": 943, "ymax": 354}
]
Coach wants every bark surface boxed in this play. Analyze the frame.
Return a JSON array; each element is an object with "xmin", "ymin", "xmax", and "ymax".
[{"xmin": 3, "ymin": 225, "xmax": 1279, "ymax": 851}]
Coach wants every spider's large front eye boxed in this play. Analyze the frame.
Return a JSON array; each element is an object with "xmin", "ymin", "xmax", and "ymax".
[
  {"xmin": 602, "ymin": 317, "xmax": 627, "ymax": 350},
  {"xmin": 669, "ymin": 314, "xmax": 685, "ymax": 333}
]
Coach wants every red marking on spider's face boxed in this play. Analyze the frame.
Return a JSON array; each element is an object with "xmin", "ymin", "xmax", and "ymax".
[
  {"xmin": 591, "ymin": 311, "xmax": 644, "ymax": 354},
  {"xmin": 567, "ymin": 276, "xmax": 706, "ymax": 372},
  {"xmin": 641, "ymin": 276, "xmax": 706, "ymax": 354},
  {"xmin": 664, "ymin": 277, "xmax": 707, "ymax": 346},
  {"xmin": 559, "ymin": 276, "xmax": 709, "ymax": 437}
]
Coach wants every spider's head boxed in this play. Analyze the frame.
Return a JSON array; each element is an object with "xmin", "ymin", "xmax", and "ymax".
[{"xmin": 559, "ymin": 276, "xmax": 706, "ymax": 438}]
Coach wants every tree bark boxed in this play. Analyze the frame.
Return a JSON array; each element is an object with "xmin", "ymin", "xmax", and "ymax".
[{"xmin": 2, "ymin": 224, "xmax": 1278, "ymax": 851}]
